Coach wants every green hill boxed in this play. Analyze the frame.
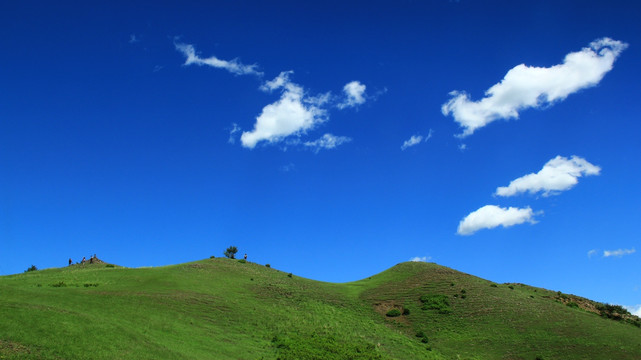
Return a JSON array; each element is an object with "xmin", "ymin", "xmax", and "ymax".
[{"xmin": 1, "ymin": 259, "xmax": 639, "ymax": 359}]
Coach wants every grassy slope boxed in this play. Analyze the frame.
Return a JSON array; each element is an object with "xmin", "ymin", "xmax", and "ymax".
[
  {"xmin": 0, "ymin": 259, "xmax": 639, "ymax": 360},
  {"xmin": 351, "ymin": 262, "xmax": 641, "ymax": 360}
]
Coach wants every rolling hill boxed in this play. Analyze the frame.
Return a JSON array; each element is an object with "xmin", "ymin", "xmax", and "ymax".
[{"xmin": 1, "ymin": 258, "xmax": 639, "ymax": 359}]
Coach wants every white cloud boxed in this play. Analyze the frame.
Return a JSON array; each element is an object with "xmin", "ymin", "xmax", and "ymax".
[
  {"xmin": 587, "ymin": 249, "xmax": 598, "ymax": 258},
  {"xmin": 496, "ymin": 155, "xmax": 601, "ymax": 197},
  {"xmin": 129, "ymin": 34, "xmax": 140, "ymax": 44},
  {"xmin": 175, "ymin": 42, "xmax": 263, "ymax": 76},
  {"xmin": 458, "ymin": 143, "xmax": 467, "ymax": 151},
  {"xmin": 338, "ymin": 81, "xmax": 367, "ymax": 109},
  {"xmin": 175, "ymin": 42, "xmax": 376, "ymax": 150},
  {"xmin": 401, "ymin": 129, "xmax": 433, "ymax": 150},
  {"xmin": 442, "ymin": 38, "xmax": 627, "ymax": 136},
  {"xmin": 603, "ymin": 248, "xmax": 636, "ymax": 257},
  {"xmin": 409, "ymin": 256, "xmax": 432, "ymax": 262},
  {"xmin": 240, "ymin": 72, "xmax": 327, "ymax": 148},
  {"xmin": 304, "ymin": 133, "xmax": 351, "ymax": 153},
  {"xmin": 401, "ymin": 135, "xmax": 423, "ymax": 150},
  {"xmin": 457, "ymin": 205, "xmax": 539, "ymax": 235},
  {"xmin": 624, "ymin": 304, "xmax": 641, "ymax": 317}
]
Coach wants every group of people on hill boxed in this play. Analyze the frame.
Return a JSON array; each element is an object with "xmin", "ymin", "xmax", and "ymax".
[{"xmin": 68, "ymin": 254, "xmax": 98, "ymax": 266}]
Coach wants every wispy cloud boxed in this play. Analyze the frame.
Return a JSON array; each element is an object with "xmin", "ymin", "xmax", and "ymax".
[
  {"xmin": 457, "ymin": 205, "xmax": 539, "ymax": 235},
  {"xmin": 241, "ymin": 71, "xmax": 327, "ymax": 148},
  {"xmin": 280, "ymin": 163, "xmax": 296, "ymax": 172},
  {"xmin": 401, "ymin": 129, "xmax": 433, "ymax": 150},
  {"xmin": 401, "ymin": 135, "xmax": 423, "ymax": 150},
  {"xmin": 337, "ymin": 81, "xmax": 367, "ymax": 109},
  {"xmin": 603, "ymin": 248, "xmax": 636, "ymax": 258},
  {"xmin": 587, "ymin": 249, "xmax": 598, "ymax": 258},
  {"xmin": 228, "ymin": 123, "xmax": 241, "ymax": 144},
  {"xmin": 409, "ymin": 256, "xmax": 432, "ymax": 262},
  {"xmin": 129, "ymin": 34, "xmax": 140, "ymax": 44},
  {"xmin": 442, "ymin": 38, "xmax": 627, "ymax": 136},
  {"xmin": 260, "ymin": 70, "xmax": 292, "ymax": 91},
  {"xmin": 495, "ymin": 156, "xmax": 600, "ymax": 197},
  {"xmin": 176, "ymin": 42, "xmax": 376, "ymax": 150},
  {"xmin": 175, "ymin": 42, "xmax": 263, "ymax": 76},
  {"xmin": 304, "ymin": 133, "xmax": 351, "ymax": 153}
]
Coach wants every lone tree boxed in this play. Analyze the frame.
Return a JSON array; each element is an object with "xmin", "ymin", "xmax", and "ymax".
[{"xmin": 224, "ymin": 246, "xmax": 238, "ymax": 259}]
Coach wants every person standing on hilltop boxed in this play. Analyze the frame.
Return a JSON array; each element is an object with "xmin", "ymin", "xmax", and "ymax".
[
  {"xmin": 68, "ymin": 258, "xmax": 72, "ymax": 266},
  {"xmin": 81, "ymin": 256, "xmax": 86, "ymax": 264},
  {"xmin": 244, "ymin": 253, "xmax": 248, "ymax": 261}
]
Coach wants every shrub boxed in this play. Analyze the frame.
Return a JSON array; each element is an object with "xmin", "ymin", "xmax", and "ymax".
[
  {"xmin": 421, "ymin": 337, "xmax": 429, "ymax": 343},
  {"xmin": 460, "ymin": 289, "xmax": 466, "ymax": 294},
  {"xmin": 596, "ymin": 303, "xmax": 630, "ymax": 320},
  {"xmin": 508, "ymin": 285, "xmax": 514, "ymax": 290},
  {"xmin": 83, "ymin": 283, "xmax": 99, "ymax": 287},
  {"xmin": 566, "ymin": 302, "xmax": 579, "ymax": 309},
  {"xmin": 105, "ymin": 264, "xmax": 115, "ymax": 268},
  {"xmin": 265, "ymin": 264, "xmax": 271, "ymax": 268},
  {"xmin": 386, "ymin": 309, "xmax": 401, "ymax": 317},
  {"xmin": 224, "ymin": 246, "xmax": 238, "ymax": 259},
  {"xmin": 402, "ymin": 308, "xmax": 410, "ymax": 315},
  {"xmin": 25, "ymin": 265, "xmax": 37, "ymax": 272},
  {"xmin": 490, "ymin": 283, "xmax": 498, "ymax": 287},
  {"xmin": 605, "ymin": 304, "xmax": 629, "ymax": 315},
  {"xmin": 450, "ymin": 282, "xmax": 455, "ymax": 287},
  {"xmin": 461, "ymin": 294, "xmax": 467, "ymax": 299},
  {"xmin": 51, "ymin": 281, "xmax": 66, "ymax": 288},
  {"xmin": 415, "ymin": 330, "xmax": 426, "ymax": 338},
  {"xmin": 238, "ymin": 259, "xmax": 246, "ymax": 264},
  {"xmin": 287, "ymin": 273, "xmax": 293, "ymax": 278},
  {"xmin": 210, "ymin": 255, "xmax": 215, "ymax": 259}
]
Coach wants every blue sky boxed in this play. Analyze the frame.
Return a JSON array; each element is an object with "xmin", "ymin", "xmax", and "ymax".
[{"xmin": 1, "ymin": 1, "xmax": 640, "ymax": 313}]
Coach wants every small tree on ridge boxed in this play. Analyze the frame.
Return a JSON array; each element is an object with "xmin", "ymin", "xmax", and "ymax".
[{"xmin": 224, "ymin": 246, "xmax": 238, "ymax": 259}]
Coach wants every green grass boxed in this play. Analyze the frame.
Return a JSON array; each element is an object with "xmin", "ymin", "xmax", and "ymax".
[
  {"xmin": 419, "ymin": 294, "xmax": 451, "ymax": 314},
  {"xmin": 0, "ymin": 259, "xmax": 639, "ymax": 359}
]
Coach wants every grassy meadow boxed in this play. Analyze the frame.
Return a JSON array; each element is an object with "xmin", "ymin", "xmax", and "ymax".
[{"xmin": 1, "ymin": 258, "xmax": 639, "ymax": 359}]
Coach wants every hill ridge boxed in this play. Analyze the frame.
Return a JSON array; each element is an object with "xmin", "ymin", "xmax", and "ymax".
[{"xmin": 1, "ymin": 258, "xmax": 639, "ymax": 359}]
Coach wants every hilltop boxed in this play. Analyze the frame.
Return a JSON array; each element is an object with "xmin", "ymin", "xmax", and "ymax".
[{"xmin": 1, "ymin": 259, "xmax": 639, "ymax": 359}]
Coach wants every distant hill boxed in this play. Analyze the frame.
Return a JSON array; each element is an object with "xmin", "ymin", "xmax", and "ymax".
[{"xmin": 1, "ymin": 259, "xmax": 639, "ymax": 359}]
